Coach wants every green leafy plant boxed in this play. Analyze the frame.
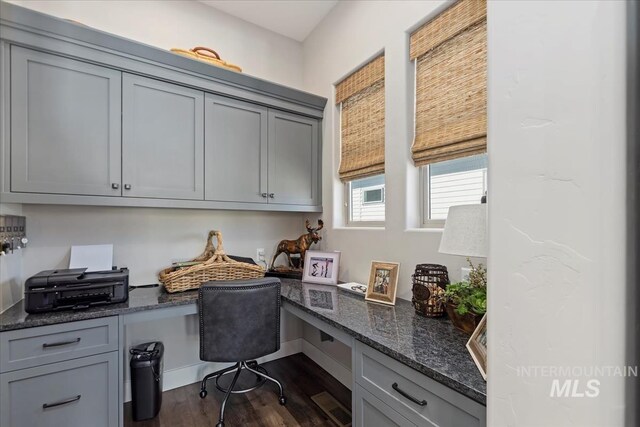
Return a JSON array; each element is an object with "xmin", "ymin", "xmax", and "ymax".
[{"xmin": 439, "ymin": 260, "xmax": 487, "ymax": 316}]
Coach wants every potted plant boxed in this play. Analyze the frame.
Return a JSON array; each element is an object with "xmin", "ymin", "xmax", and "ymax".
[{"xmin": 440, "ymin": 260, "xmax": 486, "ymax": 334}]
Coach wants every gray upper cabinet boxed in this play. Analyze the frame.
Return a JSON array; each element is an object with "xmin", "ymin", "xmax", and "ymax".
[
  {"xmin": 10, "ymin": 46, "xmax": 122, "ymax": 197},
  {"xmin": 268, "ymin": 110, "xmax": 319, "ymax": 206},
  {"xmin": 122, "ymin": 74, "xmax": 204, "ymax": 200},
  {"xmin": 1, "ymin": 2, "xmax": 326, "ymax": 212},
  {"xmin": 205, "ymin": 94, "xmax": 267, "ymax": 203}
]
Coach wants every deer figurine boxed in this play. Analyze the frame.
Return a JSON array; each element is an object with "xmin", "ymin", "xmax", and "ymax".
[{"xmin": 270, "ymin": 219, "xmax": 324, "ymax": 270}]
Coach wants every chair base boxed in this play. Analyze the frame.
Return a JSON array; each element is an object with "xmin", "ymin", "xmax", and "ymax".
[{"xmin": 200, "ymin": 360, "xmax": 286, "ymax": 427}]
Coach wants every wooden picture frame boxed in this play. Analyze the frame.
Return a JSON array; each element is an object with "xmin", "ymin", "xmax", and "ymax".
[
  {"xmin": 466, "ymin": 314, "xmax": 487, "ymax": 380},
  {"xmin": 365, "ymin": 261, "xmax": 400, "ymax": 306},
  {"xmin": 302, "ymin": 251, "xmax": 340, "ymax": 285}
]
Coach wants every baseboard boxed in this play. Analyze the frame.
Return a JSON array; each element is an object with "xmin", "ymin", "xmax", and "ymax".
[
  {"xmin": 301, "ymin": 340, "xmax": 352, "ymax": 391},
  {"xmin": 124, "ymin": 338, "xmax": 303, "ymax": 402}
]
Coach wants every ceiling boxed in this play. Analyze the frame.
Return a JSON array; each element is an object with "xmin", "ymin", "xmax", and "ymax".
[{"xmin": 199, "ymin": 0, "xmax": 339, "ymax": 42}]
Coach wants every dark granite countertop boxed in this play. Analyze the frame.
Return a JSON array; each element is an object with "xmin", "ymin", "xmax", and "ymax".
[{"xmin": 0, "ymin": 279, "xmax": 486, "ymax": 404}]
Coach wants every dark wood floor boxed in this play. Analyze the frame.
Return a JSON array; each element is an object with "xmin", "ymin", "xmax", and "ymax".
[{"xmin": 124, "ymin": 354, "xmax": 351, "ymax": 427}]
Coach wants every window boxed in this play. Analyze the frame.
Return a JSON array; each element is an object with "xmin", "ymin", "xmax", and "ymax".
[
  {"xmin": 347, "ymin": 175, "xmax": 385, "ymax": 224},
  {"xmin": 336, "ymin": 54, "xmax": 385, "ymax": 226},
  {"xmin": 423, "ymin": 154, "xmax": 487, "ymax": 224},
  {"xmin": 410, "ymin": 0, "xmax": 487, "ymax": 227},
  {"xmin": 409, "ymin": 0, "xmax": 486, "ymax": 168},
  {"xmin": 364, "ymin": 188, "xmax": 384, "ymax": 204}
]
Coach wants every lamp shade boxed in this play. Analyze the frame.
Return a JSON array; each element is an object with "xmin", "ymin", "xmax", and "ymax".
[{"xmin": 438, "ymin": 204, "xmax": 487, "ymax": 258}]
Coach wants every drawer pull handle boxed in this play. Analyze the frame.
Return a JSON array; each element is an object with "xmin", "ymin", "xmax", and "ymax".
[
  {"xmin": 43, "ymin": 395, "xmax": 81, "ymax": 409},
  {"xmin": 42, "ymin": 337, "xmax": 81, "ymax": 348},
  {"xmin": 392, "ymin": 383, "xmax": 428, "ymax": 406}
]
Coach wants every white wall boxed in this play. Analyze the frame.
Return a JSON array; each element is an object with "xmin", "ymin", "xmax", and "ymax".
[
  {"xmin": 300, "ymin": 0, "xmax": 484, "ymax": 392},
  {"xmin": 0, "ymin": 0, "xmax": 308, "ymax": 391},
  {"xmin": 19, "ymin": 205, "xmax": 306, "ymax": 284},
  {"xmin": 303, "ymin": 0, "xmax": 473, "ymax": 300},
  {"xmin": 488, "ymin": 1, "xmax": 627, "ymax": 426},
  {"xmin": 5, "ymin": 0, "xmax": 304, "ymax": 88},
  {"xmin": 0, "ymin": 203, "xmax": 23, "ymax": 312}
]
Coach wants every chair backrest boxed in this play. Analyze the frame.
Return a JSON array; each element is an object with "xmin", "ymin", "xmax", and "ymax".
[{"xmin": 198, "ymin": 278, "xmax": 281, "ymax": 362}]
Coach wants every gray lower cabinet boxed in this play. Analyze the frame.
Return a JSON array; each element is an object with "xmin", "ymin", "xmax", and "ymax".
[
  {"xmin": 354, "ymin": 341, "xmax": 486, "ymax": 427},
  {"xmin": 268, "ymin": 110, "xmax": 320, "ymax": 206},
  {"xmin": 122, "ymin": 74, "xmax": 204, "ymax": 200},
  {"xmin": 205, "ymin": 94, "xmax": 268, "ymax": 203},
  {"xmin": 0, "ymin": 352, "xmax": 119, "ymax": 427},
  {"xmin": 10, "ymin": 46, "xmax": 122, "ymax": 197},
  {"xmin": 0, "ymin": 317, "xmax": 120, "ymax": 427},
  {"xmin": 0, "ymin": 316, "xmax": 118, "ymax": 373},
  {"xmin": 355, "ymin": 384, "xmax": 417, "ymax": 427}
]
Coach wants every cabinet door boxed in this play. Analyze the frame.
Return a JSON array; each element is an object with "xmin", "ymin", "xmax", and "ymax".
[
  {"xmin": 267, "ymin": 110, "xmax": 319, "ymax": 206},
  {"xmin": 10, "ymin": 46, "xmax": 122, "ymax": 196},
  {"xmin": 0, "ymin": 352, "xmax": 118, "ymax": 427},
  {"xmin": 204, "ymin": 94, "xmax": 267, "ymax": 203},
  {"xmin": 355, "ymin": 384, "xmax": 417, "ymax": 427},
  {"xmin": 122, "ymin": 74, "xmax": 204, "ymax": 200}
]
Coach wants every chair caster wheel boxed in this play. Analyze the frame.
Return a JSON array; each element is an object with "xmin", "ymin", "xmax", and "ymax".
[
  {"xmin": 279, "ymin": 396, "xmax": 287, "ymax": 406},
  {"xmin": 199, "ymin": 390, "xmax": 207, "ymax": 399}
]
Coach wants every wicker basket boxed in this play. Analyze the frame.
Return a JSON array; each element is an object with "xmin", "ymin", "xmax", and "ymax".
[
  {"xmin": 159, "ymin": 230, "xmax": 264, "ymax": 293},
  {"xmin": 411, "ymin": 264, "xmax": 449, "ymax": 317},
  {"xmin": 170, "ymin": 46, "xmax": 242, "ymax": 72}
]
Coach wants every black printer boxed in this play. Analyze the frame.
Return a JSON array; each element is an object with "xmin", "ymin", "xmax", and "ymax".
[{"xmin": 25, "ymin": 268, "xmax": 129, "ymax": 313}]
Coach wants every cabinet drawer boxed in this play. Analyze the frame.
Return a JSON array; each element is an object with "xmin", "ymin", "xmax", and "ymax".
[
  {"xmin": 0, "ymin": 352, "xmax": 118, "ymax": 427},
  {"xmin": 355, "ymin": 384, "xmax": 416, "ymax": 427},
  {"xmin": 0, "ymin": 317, "xmax": 118, "ymax": 372},
  {"xmin": 355, "ymin": 341, "xmax": 485, "ymax": 427}
]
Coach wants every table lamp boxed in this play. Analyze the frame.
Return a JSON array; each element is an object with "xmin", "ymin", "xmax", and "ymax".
[{"xmin": 439, "ymin": 204, "xmax": 487, "ymax": 277}]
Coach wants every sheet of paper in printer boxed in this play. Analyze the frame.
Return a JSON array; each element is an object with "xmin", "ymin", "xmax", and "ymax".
[{"xmin": 69, "ymin": 244, "xmax": 113, "ymax": 272}]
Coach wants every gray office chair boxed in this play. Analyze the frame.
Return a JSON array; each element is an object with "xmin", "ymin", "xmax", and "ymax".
[{"xmin": 198, "ymin": 278, "xmax": 286, "ymax": 427}]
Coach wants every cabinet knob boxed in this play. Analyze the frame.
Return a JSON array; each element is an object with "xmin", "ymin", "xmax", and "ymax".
[
  {"xmin": 269, "ymin": 193, "xmax": 275, "ymax": 198},
  {"xmin": 111, "ymin": 183, "xmax": 120, "ymax": 190},
  {"xmin": 124, "ymin": 184, "xmax": 132, "ymax": 190},
  {"xmin": 261, "ymin": 193, "xmax": 268, "ymax": 198}
]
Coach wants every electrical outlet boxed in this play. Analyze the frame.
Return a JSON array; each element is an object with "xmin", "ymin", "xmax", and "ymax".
[{"xmin": 256, "ymin": 248, "xmax": 265, "ymax": 262}]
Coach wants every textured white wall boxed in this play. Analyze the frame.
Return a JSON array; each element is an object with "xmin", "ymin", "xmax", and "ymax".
[
  {"xmin": 487, "ymin": 1, "xmax": 627, "ymax": 425},
  {"xmin": 5, "ymin": 0, "xmax": 304, "ymax": 88}
]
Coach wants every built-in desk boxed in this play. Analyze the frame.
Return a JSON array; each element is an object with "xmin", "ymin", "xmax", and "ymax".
[{"xmin": 0, "ymin": 279, "xmax": 486, "ymax": 426}]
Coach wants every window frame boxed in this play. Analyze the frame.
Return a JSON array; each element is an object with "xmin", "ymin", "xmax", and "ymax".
[
  {"xmin": 363, "ymin": 186, "xmax": 385, "ymax": 205},
  {"xmin": 420, "ymin": 165, "xmax": 446, "ymax": 229},
  {"xmin": 344, "ymin": 179, "xmax": 385, "ymax": 227},
  {"xmin": 421, "ymin": 155, "xmax": 488, "ymax": 228}
]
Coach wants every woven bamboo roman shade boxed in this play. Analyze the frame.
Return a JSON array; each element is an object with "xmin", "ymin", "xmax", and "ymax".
[
  {"xmin": 336, "ymin": 54, "xmax": 385, "ymax": 182},
  {"xmin": 410, "ymin": 0, "xmax": 487, "ymax": 167}
]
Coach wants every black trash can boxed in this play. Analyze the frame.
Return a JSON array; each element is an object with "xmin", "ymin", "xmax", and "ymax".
[{"xmin": 130, "ymin": 341, "xmax": 164, "ymax": 421}]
